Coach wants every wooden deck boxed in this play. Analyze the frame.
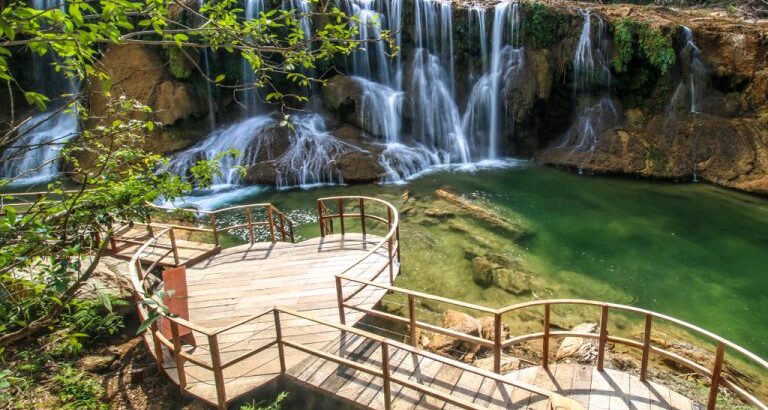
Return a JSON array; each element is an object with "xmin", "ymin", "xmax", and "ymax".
[
  {"xmin": 155, "ymin": 233, "xmax": 399, "ymax": 404},
  {"xmin": 287, "ymin": 335, "xmax": 703, "ymax": 410},
  {"xmin": 138, "ymin": 232, "xmax": 704, "ymax": 409},
  {"xmin": 110, "ymin": 227, "xmax": 219, "ymax": 266}
]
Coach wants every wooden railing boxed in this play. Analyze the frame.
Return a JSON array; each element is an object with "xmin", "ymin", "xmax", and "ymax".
[
  {"xmin": 273, "ymin": 307, "xmax": 567, "ymax": 410},
  {"xmin": 334, "ymin": 277, "xmax": 768, "ymax": 410},
  {"xmin": 316, "ymin": 196, "xmax": 401, "ymax": 314},
  {"xmin": 146, "ymin": 202, "xmax": 294, "ymax": 246}
]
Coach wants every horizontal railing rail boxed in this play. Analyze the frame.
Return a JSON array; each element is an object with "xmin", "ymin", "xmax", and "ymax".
[
  {"xmin": 274, "ymin": 306, "xmax": 562, "ymax": 410},
  {"xmin": 333, "ymin": 276, "xmax": 768, "ymax": 410},
  {"xmin": 147, "ymin": 202, "xmax": 294, "ymax": 245}
]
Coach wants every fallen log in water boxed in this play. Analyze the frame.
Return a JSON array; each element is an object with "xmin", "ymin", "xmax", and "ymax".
[{"xmin": 435, "ymin": 189, "xmax": 527, "ymax": 238}]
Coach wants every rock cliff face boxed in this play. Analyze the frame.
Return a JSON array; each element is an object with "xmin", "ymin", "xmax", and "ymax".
[
  {"xmin": 536, "ymin": 6, "xmax": 768, "ymax": 194},
  {"xmin": 87, "ymin": 44, "xmax": 210, "ymax": 154},
  {"xmin": 70, "ymin": 2, "xmax": 768, "ymax": 193}
]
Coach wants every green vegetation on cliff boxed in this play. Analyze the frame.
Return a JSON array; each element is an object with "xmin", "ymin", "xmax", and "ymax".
[
  {"xmin": 611, "ymin": 18, "xmax": 675, "ymax": 75},
  {"xmin": 610, "ymin": 18, "xmax": 676, "ymax": 107},
  {"xmin": 522, "ymin": 2, "xmax": 563, "ymax": 49}
]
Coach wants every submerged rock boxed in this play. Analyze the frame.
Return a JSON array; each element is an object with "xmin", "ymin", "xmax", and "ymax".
[
  {"xmin": 492, "ymin": 268, "xmax": 532, "ymax": 295},
  {"xmin": 471, "ymin": 256, "xmax": 494, "ymax": 287}
]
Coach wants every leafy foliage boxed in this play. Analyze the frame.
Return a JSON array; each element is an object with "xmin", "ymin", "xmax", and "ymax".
[
  {"xmin": 240, "ymin": 392, "xmax": 289, "ymax": 410},
  {"xmin": 523, "ymin": 2, "xmax": 563, "ymax": 49},
  {"xmin": 610, "ymin": 18, "xmax": 675, "ymax": 74},
  {"xmin": 52, "ymin": 366, "xmax": 107, "ymax": 410},
  {"xmin": 609, "ymin": 18, "xmax": 676, "ymax": 108}
]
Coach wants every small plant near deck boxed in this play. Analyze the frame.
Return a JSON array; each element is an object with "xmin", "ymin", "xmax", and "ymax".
[
  {"xmin": 52, "ymin": 365, "xmax": 107, "ymax": 410},
  {"xmin": 240, "ymin": 392, "xmax": 289, "ymax": 410}
]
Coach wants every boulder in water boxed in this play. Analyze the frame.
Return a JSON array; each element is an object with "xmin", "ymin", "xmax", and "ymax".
[
  {"xmin": 492, "ymin": 268, "xmax": 532, "ymax": 295},
  {"xmin": 245, "ymin": 161, "xmax": 278, "ymax": 185},
  {"xmin": 471, "ymin": 256, "xmax": 494, "ymax": 287},
  {"xmin": 321, "ymin": 75, "xmax": 363, "ymax": 123},
  {"xmin": 334, "ymin": 151, "xmax": 385, "ymax": 183}
]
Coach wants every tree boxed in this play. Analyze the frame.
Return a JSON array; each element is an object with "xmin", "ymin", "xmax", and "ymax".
[{"xmin": 0, "ymin": 0, "xmax": 381, "ymax": 350}]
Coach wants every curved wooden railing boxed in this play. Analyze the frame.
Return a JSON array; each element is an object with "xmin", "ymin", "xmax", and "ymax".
[
  {"xmin": 147, "ymin": 202, "xmax": 294, "ymax": 246},
  {"xmin": 128, "ymin": 198, "xmax": 568, "ymax": 409},
  {"xmin": 315, "ymin": 196, "xmax": 402, "ymax": 326},
  {"xmin": 335, "ymin": 277, "xmax": 768, "ymax": 410}
]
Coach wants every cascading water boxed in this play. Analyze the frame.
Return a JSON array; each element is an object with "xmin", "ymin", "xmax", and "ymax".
[
  {"xmin": 0, "ymin": 0, "xmax": 80, "ymax": 186},
  {"xmin": 559, "ymin": 11, "xmax": 620, "ymax": 153},
  {"xmin": 242, "ymin": 0, "xmax": 265, "ymax": 114},
  {"xmin": 667, "ymin": 26, "xmax": 708, "ymax": 182},
  {"xmin": 462, "ymin": 2, "xmax": 522, "ymax": 160},
  {"xmin": 668, "ymin": 26, "xmax": 708, "ymax": 116},
  {"xmin": 353, "ymin": 77, "xmax": 403, "ymax": 143},
  {"xmin": 162, "ymin": 0, "xmax": 539, "ymax": 192},
  {"xmin": 168, "ymin": 115, "xmax": 277, "ymax": 187},
  {"xmin": 274, "ymin": 114, "xmax": 355, "ymax": 188}
]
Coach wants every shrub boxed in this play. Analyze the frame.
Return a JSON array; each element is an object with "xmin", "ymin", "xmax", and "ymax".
[
  {"xmin": 610, "ymin": 18, "xmax": 675, "ymax": 75},
  {"xmin": 52, "ymin": 366, "xmax": 107, "ymax": 410},
  {"xmin": 523, "ymin": 2, "xmax": 562, "ymax": 49}
]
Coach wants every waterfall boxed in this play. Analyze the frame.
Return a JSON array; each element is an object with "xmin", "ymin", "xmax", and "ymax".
[
  {"xmin": 573, "ymin": 10, "xmax": 594, "ymax": 95},
  {"xmin": 558, "ymin": 10, "xmax": 620, "ymax": 153},
  {"xmin": 242, "ymin": 0, "xmax": 265, "ymax": 114},
  {"xmin": 353, "ymin": 77, "xmax": 403, "ymax": 143},
  {"xmin": 0, "ymin": 0, "xmax": 80, "ymax": 186},
  {"xmin": 461, "ymin": 2, "xmax": 521, "ymax": 160},
  {"xmin": 168, "ymin": 115, "xmax": 277, "ymax": 187},
  {"xmin": 379, "ymin": 143, "xmax": 443, "ymax": 183},
  {"xmin": 469, "ymin": 7, "xmax": 489, "ymax": 78},
  {"xmin": 668, "ymin": 26, "xmax": 708, "ymax": 117},
  {"xmin": 275, "ymin": 115, "xmax": 357, "ymax": 188}
]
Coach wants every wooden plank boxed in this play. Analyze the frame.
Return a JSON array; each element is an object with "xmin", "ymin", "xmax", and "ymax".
[{"xmin": 569, "ymin": 364, "xmax": 593, "ymax": 409}]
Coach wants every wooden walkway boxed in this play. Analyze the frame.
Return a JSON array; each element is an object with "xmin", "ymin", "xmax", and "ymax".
[
  {"xmin": 287, "ymin": 334, "xmax": 703, "ymax": 410},
  {"xmin": 110, "ymin": 226, "xmax": 219, "ymax": 266},
  {"xmin": 138, "ymin": 232, "xmax": 705, "ymax": 409},
  {"xmin": 155, "ymin": 233, "xmax": 399, "ymax": 404}
]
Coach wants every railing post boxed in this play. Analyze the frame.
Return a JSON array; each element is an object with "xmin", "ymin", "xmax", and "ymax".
[
  {"xmin": 210, "ymin": 213, "xmax": 220, "ymax": 247},
  {"xmin": 207, "ymin": 334, "xmax": 227, "ymax": 410},
  {"xmin": 288, "ymin": 220, "xmax": 295, "ymax": 243},
  {"xmin": 386, "ymin": 206, "xmax": 394, "ymax": 283},
  {"xmin": 493, "ymin": 312, "xmax": 502, "ymax": 373},
  {"xmin": 381, "ymin": 342, "xmax": 392, "ymax": 410},
  {"xmin": 168, "ymin": 228, "xmax": 180, "ymax": 266},
  {"xmin": 395, "ymin": 225, "xmax": 401, "ymax": 263},
  {"xmin": 317, "ymin": 201, "xmax": 325, "ymax": 237},
  {"xmin": 278, "ymin": 213, "xmax": 287, "ymax": 241},
  {"xmin": 273, "ymin": 309, "xmax": 286, "ymax": 373},
  {"xmin": 542, "ymin": 304, "xmax": 550, "ymax": 369},
  {"xmin": 597, "ymin": 305, "xmax": 609, "ymax": 371},
  {"xmin": 707, "ymin": 342, "xmax": 725, "ymax": 410},
  {"xmin": 150, "ymin": 321, "xmax": 164, "ymax": 371},
  {"xmin": 335, "ymin": 276, "xmax": 346, "ymax": 325},
  {"xmin": 338, "ymin": 198, "xmax": 345, "ymax": 235},
  {"xmin": 359, "ymin": 198, "xmax": 366, "ymax": 239},
  {"xmin": 640, "ymin": 314, "xmax": 653, "ymax": 381},
  {"xmin": 266, "ymin": 206, "xmax": 276, "ymax": 242},
  {"xmin": 246, "ymin": 207, "xmax": 256, "ymax": 244},
  {"xmin": 408, "ymin": 294, "xmax": 417, "ymax": 347},
  {"xmin": 170, "ymin": 321, "xmax": 187, "ymax": 390}
]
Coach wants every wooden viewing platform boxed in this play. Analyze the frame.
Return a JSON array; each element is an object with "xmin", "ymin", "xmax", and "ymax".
[{"xmin": 126, "ymin": 196, "xmax": 768, "ymax": 410}]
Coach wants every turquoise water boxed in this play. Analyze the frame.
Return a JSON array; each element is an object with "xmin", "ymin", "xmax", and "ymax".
[{"xmin": 173, "ymin": 164, "xmax": 768, "ymax": 357}]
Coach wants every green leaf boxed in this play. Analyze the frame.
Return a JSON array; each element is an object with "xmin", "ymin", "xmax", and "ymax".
[
  {"xmin": 172, "ymin": 33, "xmax": 188, "ymax": 47},
  {"xmin": 23, "ymin": 91, "xmax": 49, "ymax": 111},
  {"xmin": 214, "ymin": 73, "xmax": 225, "ymax": 83},
  {"xmin": 68, "ymin": 3, "xmax": 83, "ymax": 25}
]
